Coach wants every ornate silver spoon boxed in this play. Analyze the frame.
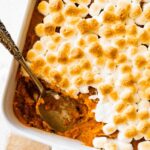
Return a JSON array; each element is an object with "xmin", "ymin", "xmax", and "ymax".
[{"xmin": 0, "ymin": 20, "xmax": 80, "ymax": 132}]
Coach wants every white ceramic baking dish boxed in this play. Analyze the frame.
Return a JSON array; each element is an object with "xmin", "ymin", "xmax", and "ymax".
[{"xmin": 1, "ymin": 1, "xmax": 97, "ymax": 150}]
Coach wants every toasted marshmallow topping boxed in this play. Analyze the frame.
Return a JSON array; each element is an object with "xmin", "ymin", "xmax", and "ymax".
[
  {"xmin": 138, "ymin": 141, "xmax": 150, "ymax": 150},
  {"xmin": 93, "ymin": 137, "xmax": 133, "ymax": 150},
  {"xmin": 24, "ymin": 0, "xmax": 150, "ymax": 149}
]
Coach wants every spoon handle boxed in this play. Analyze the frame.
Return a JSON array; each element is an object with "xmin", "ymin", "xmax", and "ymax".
[{"xmin": 0, "ymin": 20, "xmax": 45, "ymax": 95}]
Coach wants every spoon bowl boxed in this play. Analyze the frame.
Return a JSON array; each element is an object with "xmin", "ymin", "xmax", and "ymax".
[{"xmin": 37, "ymin": 91, "xmax": 80, "ymax": 132}]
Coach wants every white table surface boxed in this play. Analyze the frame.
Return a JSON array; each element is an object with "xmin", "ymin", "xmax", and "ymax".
[{"xmin": 0, "ymin": 0, "xmax": 31, "ymax": 149}]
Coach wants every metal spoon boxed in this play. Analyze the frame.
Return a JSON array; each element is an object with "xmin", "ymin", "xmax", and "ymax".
[{"xmin": 0, "ymin": 20, "xmax": 80, "ymax": 132}]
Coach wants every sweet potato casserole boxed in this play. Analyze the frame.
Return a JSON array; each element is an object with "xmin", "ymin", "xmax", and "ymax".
[{"xmin": 14, "ymin": 0, "xmax": 150, "ymax": 149}]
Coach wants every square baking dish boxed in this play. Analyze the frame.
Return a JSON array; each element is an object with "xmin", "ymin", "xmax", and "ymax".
[{"xmin": 1, "ymin": 1, "xmax": 96, "ymax": 150}]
